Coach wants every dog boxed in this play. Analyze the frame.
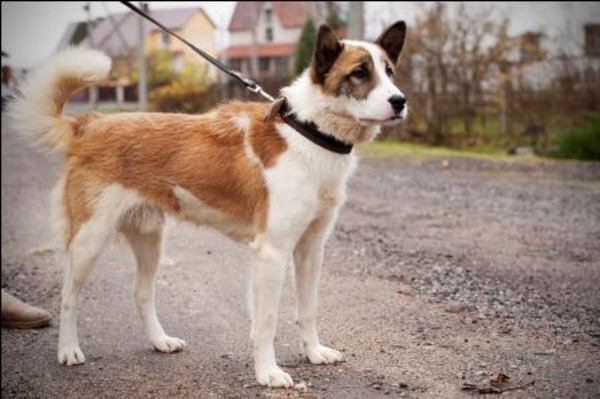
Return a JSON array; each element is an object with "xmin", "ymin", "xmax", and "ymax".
[{"xmin": 8, "ymin": 22, "xmax": 407, "ymax": 388}]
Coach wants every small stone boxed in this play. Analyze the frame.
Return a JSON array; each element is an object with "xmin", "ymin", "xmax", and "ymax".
[
  {"xmin": 445, "ymin": 301, "xmax": 468, "ymax": 313},
  {"xmin": 294, "ymin": 381, "xmax": 308, "ymax": 393},
  {"xmin": 533, "ymin": 349, "xmax": 556, "ymax": 356}
]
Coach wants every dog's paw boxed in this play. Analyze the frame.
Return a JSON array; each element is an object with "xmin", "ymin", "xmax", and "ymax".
[
  {"xmin": 58, "ymin": 345, "xmax": 86, "ymax": 366},
  {"xmin": 256, "ymin": 366, "xmax": 294, "ymax": 388},
  {"xmin": 305, "ymin": 345, "xmax": 343, "ymax": 365},
  {"xmin": 151, "ymin": 335, "xmax": 186, "ymax": 353}
]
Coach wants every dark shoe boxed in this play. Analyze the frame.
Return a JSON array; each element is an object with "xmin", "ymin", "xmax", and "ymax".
[{"xmin": 1, "ymin": 290, "xmax": 51, "ymax": 329}]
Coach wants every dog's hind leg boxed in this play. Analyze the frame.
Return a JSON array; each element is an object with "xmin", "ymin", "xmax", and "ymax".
[
  {"xmin": 58, "ymin": 183, "xmax": 155, "ymax": 365},
  {"xmin": 122, "ymin": 224, "xmax": 185, "ymax": 353},
  {"xmin": 58, "ymin": 210, "xmax": 112, "ymax": 366},
  {"xmin": 293, "ymin": 211, "xmax": 343, "ymax": 365}
]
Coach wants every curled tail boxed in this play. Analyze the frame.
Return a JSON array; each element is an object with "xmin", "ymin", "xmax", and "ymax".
[{"xmin": 7, "ymin": 47, "xmax": 111, "ymax": 154}]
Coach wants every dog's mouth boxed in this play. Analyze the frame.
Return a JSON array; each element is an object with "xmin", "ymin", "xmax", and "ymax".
[{"xmin": 357, "ymin": 115, "xmax": 403, "ymax": 127}]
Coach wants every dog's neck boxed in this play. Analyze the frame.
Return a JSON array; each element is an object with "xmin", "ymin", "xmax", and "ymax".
[{"xmin": 280, "ymin": 72, "xmax": 381, "ymax": 145}]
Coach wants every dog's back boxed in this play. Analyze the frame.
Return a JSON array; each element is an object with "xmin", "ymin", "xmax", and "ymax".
[{"xmin": 7, "ymin": 48, "xmax": 289, "ymax": 248}]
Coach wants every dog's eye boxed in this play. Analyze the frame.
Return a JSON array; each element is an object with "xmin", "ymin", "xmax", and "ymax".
[
  {"xmin": 351, "ymin": 68, "xmax": 368, "ymax": 80},
  {"xmin": 385, "ymin": 65, "xmax": 395, "ymax": 77}
]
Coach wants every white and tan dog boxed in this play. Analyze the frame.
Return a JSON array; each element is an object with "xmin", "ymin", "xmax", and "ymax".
[{"xmin": 8, "ymin": 23, "xmax": 407, "ymax": 388}]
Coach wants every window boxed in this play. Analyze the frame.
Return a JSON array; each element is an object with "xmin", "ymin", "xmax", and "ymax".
[
  {"xmin": 265, "ymin": 9, "xmax": 272, "ymax": 23},
  {"xmin": 274, "ymin": 57, "xmax": 290, "ymax": 76},
  {"xmin": 161, "ymin": 31, "xmax": 171, "ymax": 48},
  {"xmin": 585, "ymin": 24, "xmax": 600, "ymax": 57},
  {"xmin": 266, "ymin": 27, "xmax": 273, "ymax": 42},
  {"xmin": 259, "ymin": 57, "xmax": 270, "ymax": 72},
  {"xmin": 229, "ymin": 58, "xmax": 243, "ymax": 71}
]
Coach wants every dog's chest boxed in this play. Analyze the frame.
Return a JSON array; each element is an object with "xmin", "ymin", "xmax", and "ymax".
[{"xmin": 265, "ymin": 136, "xmax": 356, "ymax": 219}]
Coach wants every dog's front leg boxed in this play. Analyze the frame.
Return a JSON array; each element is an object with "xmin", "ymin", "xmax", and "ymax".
[
  {"xmin": 250, "ymin": 241, "xmax": 294, "ymax": 388},
  {"xmin": 293, "ymin": 212, "xmax": 343, "ymax": 365}
]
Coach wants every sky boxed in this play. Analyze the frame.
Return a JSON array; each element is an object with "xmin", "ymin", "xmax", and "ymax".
[{"xmin": 2, "ymin": 1, "xmax": 600, "ymax": 69}]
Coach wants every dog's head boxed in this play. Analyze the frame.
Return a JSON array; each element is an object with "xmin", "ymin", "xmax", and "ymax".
[{"xmin": 310, "ymin": 22, "xmax": 407, "ymax": 128}]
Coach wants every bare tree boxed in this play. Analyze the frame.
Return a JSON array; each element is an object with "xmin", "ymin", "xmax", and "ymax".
[{"xmin": 408, "ymin": 3, "xmax": 452, "ymax": 144}]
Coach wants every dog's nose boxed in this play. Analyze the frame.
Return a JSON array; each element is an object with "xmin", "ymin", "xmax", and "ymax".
[{"xmin": 388, "ymin": 95, "xmax": 407, "ymax": 114}]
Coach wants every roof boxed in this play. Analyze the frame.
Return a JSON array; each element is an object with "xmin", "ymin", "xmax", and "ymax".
[
  {"xmin": 221, "ymin": 43, "xmax": 298, "ymax": 59},
  {"xmin": 90, "ymin": 7, "xmax": 215, "ymax": 57},
  {"xmin": 229, "ymin": 2, "xmax": 314, "ymax": 32}
]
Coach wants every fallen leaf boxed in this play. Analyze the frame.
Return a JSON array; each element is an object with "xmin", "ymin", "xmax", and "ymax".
[
  {"xmin": 29, "ymin": 247, "xmax": 55, "ymax": 257},
  {"xmin": 488, "ymin": 371, "xmax": 510, "ymax": 387},
  {"xmin": 462, "ymin": 370, "xmax": 534, "ymax": 395}
]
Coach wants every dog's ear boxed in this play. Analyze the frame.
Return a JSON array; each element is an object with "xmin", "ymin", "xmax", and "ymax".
[
  {"xmin": 312, "ymin": 25, "xmax": 344, "ymax": 84},
  {"xmin": 375, "ymin": 21, "xmax": 406, "ymax": 65}
]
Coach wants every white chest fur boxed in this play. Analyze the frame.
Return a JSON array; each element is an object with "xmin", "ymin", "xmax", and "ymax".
[{"xmin": 261, "ymin": 124, "xmax": 357, "ymax": 244}]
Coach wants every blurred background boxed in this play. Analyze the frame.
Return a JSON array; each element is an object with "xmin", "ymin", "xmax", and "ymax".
[{"xmin": 2, "ymin": 1, "xmax": 600, "ymax": 160}]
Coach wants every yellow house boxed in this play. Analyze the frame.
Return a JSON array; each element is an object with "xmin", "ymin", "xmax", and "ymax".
[{"xmin": 86, "ymin": 7, "xmax": 217, "ymax": 82}]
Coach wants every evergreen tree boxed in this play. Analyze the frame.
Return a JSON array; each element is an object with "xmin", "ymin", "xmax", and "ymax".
[{"xmin": 294, "ymin": 17, "xmax": 317, "ymax": 76}]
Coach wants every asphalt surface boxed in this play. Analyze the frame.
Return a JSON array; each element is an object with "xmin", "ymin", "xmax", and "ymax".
[{"xmin": 2, "ymin": 115, "xmax": 600, "ymax": 398}]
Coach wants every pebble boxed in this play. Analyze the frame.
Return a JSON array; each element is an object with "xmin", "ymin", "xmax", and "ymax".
[
  {"xmin": 533, "ymin": 349, "xmax": 556, "ymax": 356},
  {"xmin": 294, "ymin": 381, "xmax": 308, "ymax": 393}
]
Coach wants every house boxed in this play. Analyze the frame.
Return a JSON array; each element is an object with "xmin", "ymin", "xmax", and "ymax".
[
  {"xmin": 518, "ymin": 26, "xmax": 600, "ymax": 91},
  {"xmin": 58, "ymin": 7, "xmax": 217, "ymax": 83},
  {"xmin": 221, "ymin": 2, "xmax": 327, "ymax": 78}
]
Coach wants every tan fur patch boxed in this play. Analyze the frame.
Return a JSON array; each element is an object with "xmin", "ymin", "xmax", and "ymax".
[
  {"xmin": 62, "ymin": 102, "xmax": 287, "ymax": 243},
  {"xmin": 63, "ymin": 167, "xmax": 103, "ymax": 246},
  {"xmin": 318, "ymin": 45, "xmax": 375, "ymax": 98},
  {"xmin": 53, "ymin": 76, "xmax": 92, "ymax": 117}
]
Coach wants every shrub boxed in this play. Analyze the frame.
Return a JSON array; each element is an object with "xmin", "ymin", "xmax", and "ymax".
[
  {"xmin": 554, "ymin": 116, "xmax": 600, "ymax": 161},
  {"xmin": 149, "ymin": 82, "xmax": 216, "ymax": 114},
  {"xmin": 149, "ymin": 61, "xmax": 214, "ymax": 114}
]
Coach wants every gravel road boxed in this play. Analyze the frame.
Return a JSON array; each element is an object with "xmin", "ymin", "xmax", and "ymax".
[{"xmin": 2, "ymin": 116, "xmax": 599, "ymax": 398}]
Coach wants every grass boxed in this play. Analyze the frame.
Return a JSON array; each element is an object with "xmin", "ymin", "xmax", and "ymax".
[
  {"xmin": 360, "ymin": 139, "xmax": 600, "ymax": 185},
  {"xmin": 359, "ymin": 139, "xmax": 518, "ymax": 161}
]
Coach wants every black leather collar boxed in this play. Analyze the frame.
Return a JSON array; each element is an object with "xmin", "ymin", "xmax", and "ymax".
[{"xmin": 278, "ymin": 99, "xmax": 353, "ymax": 155}]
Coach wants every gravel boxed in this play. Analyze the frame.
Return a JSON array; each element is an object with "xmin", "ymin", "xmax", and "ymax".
[{"xmin": 2, "ymin": 118, "xmax": 600, "ymax": 398}]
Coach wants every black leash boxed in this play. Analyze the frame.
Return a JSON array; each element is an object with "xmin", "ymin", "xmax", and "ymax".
[
  {"xmin": 120, "ymin": 1, "xmax": 352, "ymax": 154},
  {"xmin": 120, "ymin": 1, "xmax": 275, "ymax": 102}
]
